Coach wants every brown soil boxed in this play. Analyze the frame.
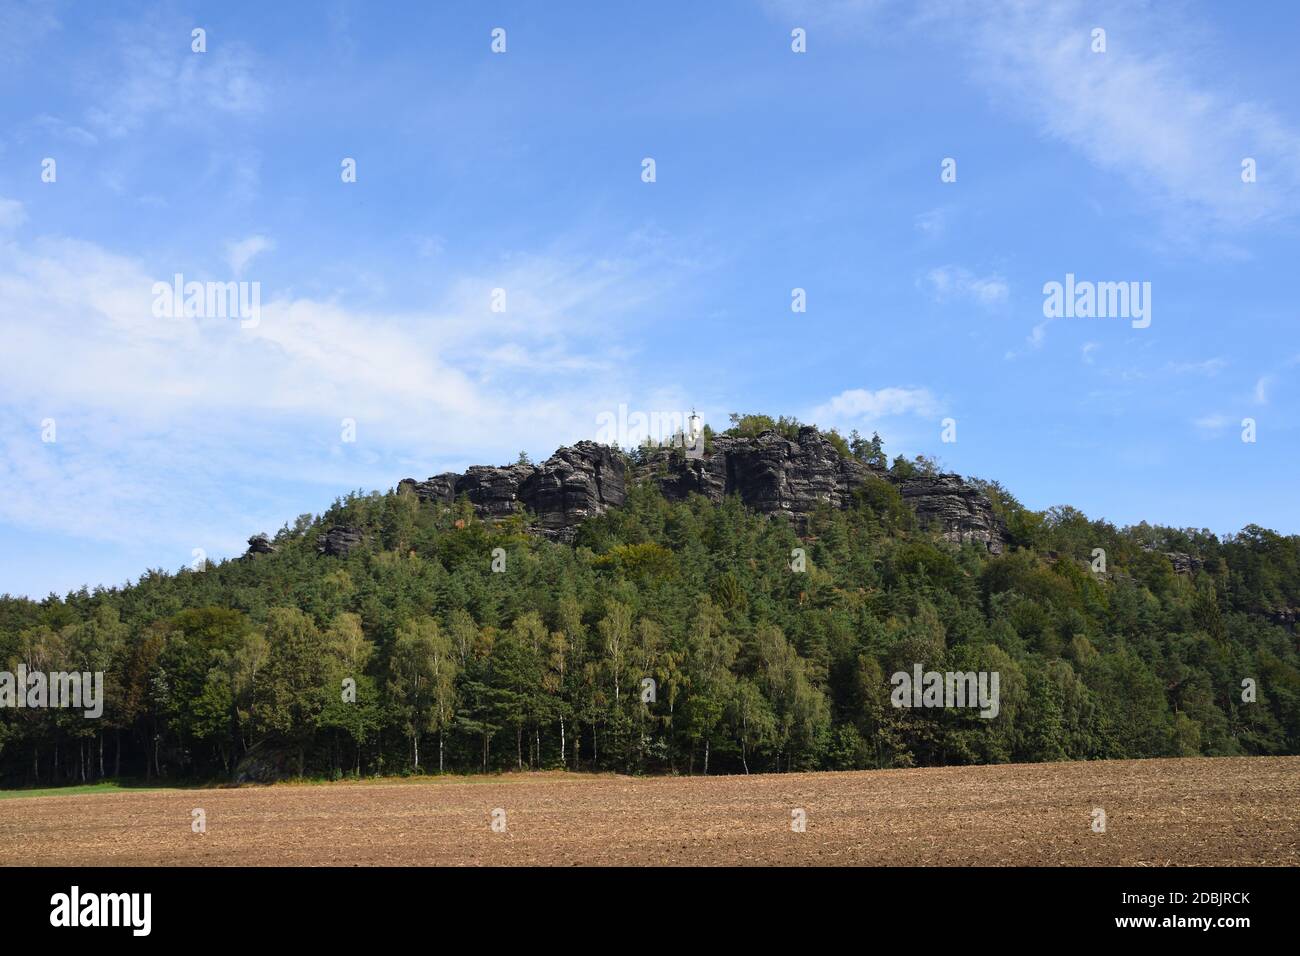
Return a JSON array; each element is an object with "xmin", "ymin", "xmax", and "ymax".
[{"xmin": 2, "ymin": 756, "xmax": 1296, "ymax": 866}]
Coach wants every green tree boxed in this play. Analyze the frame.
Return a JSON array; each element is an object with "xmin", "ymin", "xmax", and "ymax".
[
  {"xmin": 256, "ymin": 608, "xmax": 329, "ymax": 775},
  {"xmin": 388, "ymin": 616, "xmax": 457, "ymax": 771}
]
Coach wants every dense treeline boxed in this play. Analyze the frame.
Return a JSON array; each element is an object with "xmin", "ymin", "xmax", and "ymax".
[{"xmin": 2, "ymin": 451, "xmax": 1298, "ymax": 786}]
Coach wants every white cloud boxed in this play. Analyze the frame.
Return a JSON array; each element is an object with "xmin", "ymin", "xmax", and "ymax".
[
  {"xmin": 1005, "ymin": 318, "xmax": 1052, "ymax": 360},
  {"xmin": 763, "ymin": 0, "xmax": 1300, "ymax": 231},
  {"xmin": 922, "ymin": 265, "xmax": 1008, "ymax": 307},
  {"xmin": 1168, "ymin": 358, "xmax": 1227, "ymax": 376},
  {"xmin": 82, "ymin": 23, "xmax": 266, "ymax": 138},
  {"xmin": 1081, "ymin": 341, "xmax": 1100, "ymax": 364},
  {"xmin": 956, "ymin": 0, "xmax": 1300, "ymax": 230},
  {"xmin": 1193, "ymin": 414, "xmax": 1232, "ymax": 434},
  {"xmin": 226, "ymin": 235, "xmax": 274, "ymax": 277},
  {"xmin": 24, "ymin": 114, "xmax": 98, "ymax": 147},
  {"xmin": 0, "ymin": 197, "xmax": 25, "ymax": 232},
  {"xmin": 914, "ymin": 208, "xmax": 947, "ymax": 237},
  {"xmin": 1254, "ymin": 375, "xmax": 1273, "ymax": 405},
  {"xmin": 811, "ymin": 387, "xmax": 942, "ymax": 423},
  {"xmin": 0, "ymin": 228, "xmax": 679, "ymax": 558}
]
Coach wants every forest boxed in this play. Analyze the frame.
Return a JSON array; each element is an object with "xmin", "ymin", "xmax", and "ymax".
[{"xmin": 2, "ymin": 425, "xmax": 1298, "ymax": 786}]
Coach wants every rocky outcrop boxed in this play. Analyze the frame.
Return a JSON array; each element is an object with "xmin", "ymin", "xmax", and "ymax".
[
  {"xmin": 1136, "ymin": 547, "xmax": 1207, "ymax": 576},
  {"xmin": 897, "ymin": 474, "xmax": 1005, "ymax": 553},
  {"xmin": 642, "ymin": 427, "xmax": 1004, "ymax": 552},
  {"xmin": 1162, "ymin": 551, "xmax": 1205, "ymax": 576},
  {"xmin": 645, "ymin": 426, "xmax": 877, "ymax": 517},
  {"xmin": 521, "ymin": 443, "xmax": 627, "ymax": 537},
  {"xmin": 397, "ymin": 426, "xmax": 1006, "ymax": 552},
  {"xmin": 397, "ymin": 472, "xmax": 458, "ymax": 505},
  {"xmin": 399, "ymin": 442, "xmax": 627, "ymax": 541},
  {"xmin": 317, "ymin": 525, "xmax": 363, "ymax": 557},
  {"xmin": 244, "ymin": 533, "xmax": 277, "ymax": 557}
]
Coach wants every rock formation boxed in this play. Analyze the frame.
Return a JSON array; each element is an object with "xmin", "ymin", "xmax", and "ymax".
[
  {"xmin": 394, "ymin": 426, "xmax": 1006, "ymax": 551},
  {"xmin": 317, "ymin": 525, "xmax": 363, "ymax": 557},
  {"xmin": 645, "ymin": 426, "xmax": 876, "ymax": 516},
  {"xmin": 896, "ymin": 474, "xmax": 1006, "ymax": 553},
  {"xmin": 244, "ymin": 533, "xmax": 277, "ymax": 557},
  {"xmin": 399, "ymin": 441, "xmax": 626, "ymax": 541},
  {"xmin": 1160, "ymin": 551, "xmax": 1205, "ymax": 576}
]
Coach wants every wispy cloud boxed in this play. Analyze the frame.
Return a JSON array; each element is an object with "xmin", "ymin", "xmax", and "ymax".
[
  {"xmin": 1005, "ymin": 317, "xmax": 1052, "ymax": 361},
  {"xmin": 82, "ymin": 21, "xmax": 267, "ymax": 138},
  {"xmin": 1192, "ymin": 414, "xmax": 1233, "ymax": 435},
  {"xmin": 811, "ymin": 386, "xmax": 942, "ymax": 423},
  {"xmin": 765, "ymin": 0, "xmax": 1300, "ymax": 232},
  {"xmin": 23, "ymin": 114, "xmax": 98, "ymax": 147},
  {"xmin": 955, "ymin": 0, "xmax": 1300, "ymax": 231},
  {"xmin": 0, "ymin": 198, "xmax": 26, "ymax": 232},
  {"xmin": 0, "ymin": 216, "xmax": 680, "ymax": 556},
  {"xmin": 227, "ymin": 235, "xmax": 274, "ymax": 277},
  {"xmin": 914, "ymin": 207, "xmax": 948, "ymax": 237},
  {"xmin": 1169, "ymin": 358, "xmax": 1227, "ymax": 376},
  {"xmin": 922, "ymin": 265, "xmax": 1008, "ymax": 307}
]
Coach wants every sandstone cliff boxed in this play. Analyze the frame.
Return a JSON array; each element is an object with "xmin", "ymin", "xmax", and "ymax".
[
  {"xmin": 398, "ymin": 441, "xmax": 627, "ymax": 541},
  {"xmin": 386, "ymin": 426, "xmax": 1006, "ymax": 553}
]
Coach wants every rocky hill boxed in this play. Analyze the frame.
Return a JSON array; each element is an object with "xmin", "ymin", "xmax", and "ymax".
[{"xmin": 376, "ymin": 425, "xmax": 1005, "ymax": 555}]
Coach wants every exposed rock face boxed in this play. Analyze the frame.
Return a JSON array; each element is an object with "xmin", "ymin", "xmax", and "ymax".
[
  {"xmin": 1136, "ymin": 547, "xmax": 1207, "ymax": 576},
  {"xmin": 317, "ymin": 525, "xmax": 363, "ymax": 557},
  {"xmin": 400, "ymin": 442, "xmax": 627, "ymax": 541},
  {"xmin": 244, "ymin": 533, "xmax": 277, "ymax": 557},
  {"xmin": 897, "ymin": 474, "xmax": 1006, "ymax": 554},
  {"xmin": 644, "ymin": 428, "xmax": 1004, "ymax": 552},
  {"xmin": 397, "ymin": 427, "xmax": 1006, "ymax": 551},
  {"xmin": 521, "ymin": 443, "xmax": 627, "ymax": 537},
  {"xmin": 1162, "ymin": 551, "xmax": 1205, "ymax": 576},
  {"xmin": 647, "ymin": 426, "xmax": 877, "ymax": 517},
  {"xmin": 397, "ymin": 472, "xmax": 458, "ymax": 505},
  {"xmin": 455, "ymin": 463, "xmax": 539, "ymax": 519}
]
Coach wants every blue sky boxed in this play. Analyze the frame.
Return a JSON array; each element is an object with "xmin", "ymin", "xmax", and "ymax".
[{"xmin": 1, "ymin": 0, "xmax": 1298, "ymax": 598}]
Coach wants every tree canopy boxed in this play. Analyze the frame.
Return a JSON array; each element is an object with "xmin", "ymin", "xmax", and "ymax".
[{"xmin": 2, "ymin": 470, "xmax": 1297, "ymax": 785}]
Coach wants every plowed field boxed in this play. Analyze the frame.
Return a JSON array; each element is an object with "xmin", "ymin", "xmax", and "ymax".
[{"xmin": 2, "ymin": 756, "xmax": 1296, "ymax": 866}]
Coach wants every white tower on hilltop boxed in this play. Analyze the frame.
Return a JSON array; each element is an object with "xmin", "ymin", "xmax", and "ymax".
[{"xmin": 683, "ymin": 408, "xmax": 704, "ymax": 458}]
